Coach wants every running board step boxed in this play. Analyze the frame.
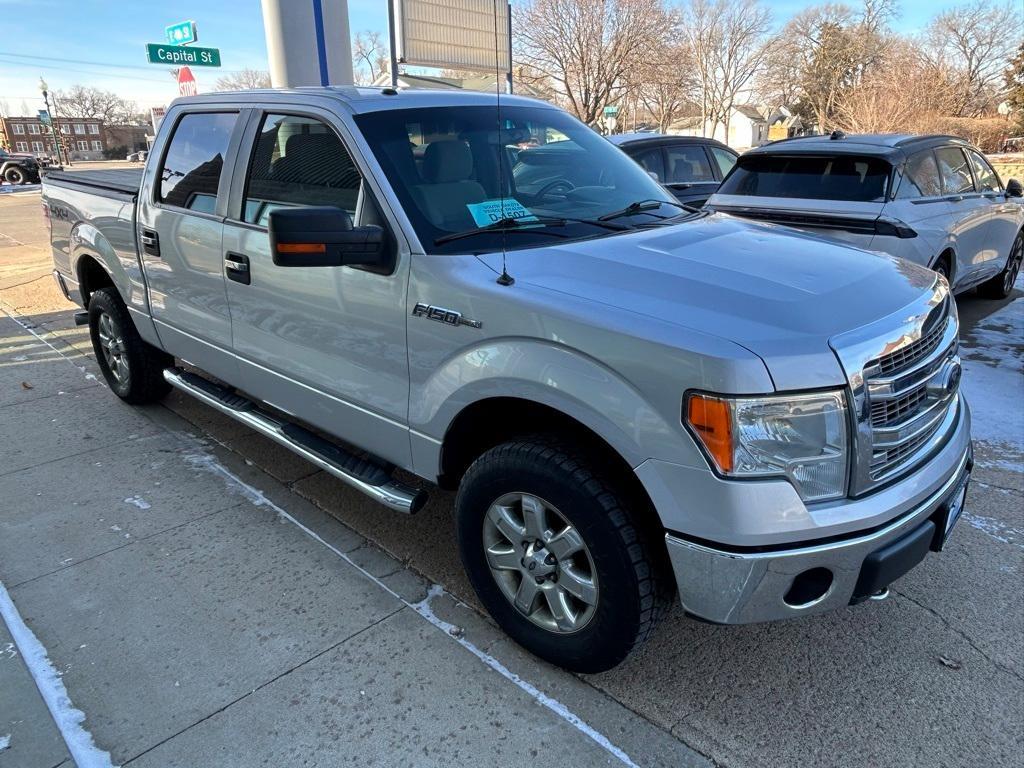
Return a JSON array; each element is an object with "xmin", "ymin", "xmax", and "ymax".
[{"xmin": 163, "ymin": 367, "xmax": 427, "ymax": 514}]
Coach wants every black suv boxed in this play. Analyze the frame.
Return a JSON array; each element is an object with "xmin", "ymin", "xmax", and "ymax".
[
  {"xmin": 0, "ymin": 149, "xmax": 41, "ymax": 185},
  {"xmin": 608, "ymin": 133, "xmax": 738, "ymax": 208}
]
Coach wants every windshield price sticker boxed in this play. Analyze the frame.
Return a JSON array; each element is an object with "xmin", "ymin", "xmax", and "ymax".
[{"xmin": 466, "ymin": 198, "xmax": 539, "ymax": 227}]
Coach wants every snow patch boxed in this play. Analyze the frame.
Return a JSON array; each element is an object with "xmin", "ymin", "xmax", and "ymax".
[
  {"xmin": 0, "ymin": 734, "xmax": 9, "ymax": 751},
  {"xmin": 0, "ymin": 582, "xmax": 116, "ymax": 767},
  {"xmin": 123, "ymin": 496, "xmax": 151, "ymax": 510},
  {"xmin": 962, "ymin": 512, "xmax": 1024, "ymax": 549}
]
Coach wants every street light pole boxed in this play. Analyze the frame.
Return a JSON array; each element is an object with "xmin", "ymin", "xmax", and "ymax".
[{"xmin": 38, "ymin": 78, "xmax": 67, "ymax": 167}]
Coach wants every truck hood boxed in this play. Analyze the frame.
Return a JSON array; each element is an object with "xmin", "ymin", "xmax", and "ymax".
[{"xmin": 476, "ymin": 213, "xmax": 937, "ymax": 390}]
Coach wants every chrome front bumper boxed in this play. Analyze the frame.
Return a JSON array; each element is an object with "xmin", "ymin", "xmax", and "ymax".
[{"xmin": 666, "ymin": 402, "xmax": 972, "ymax": 624}]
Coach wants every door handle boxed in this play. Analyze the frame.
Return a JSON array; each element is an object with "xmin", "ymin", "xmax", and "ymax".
[
  {"xmin": 140, "ymin": 228, "xmax": 160, "ymax": 257},
  {"xmin": 225, "ymin": 252, "xmax": 251, "ymax": 285}
]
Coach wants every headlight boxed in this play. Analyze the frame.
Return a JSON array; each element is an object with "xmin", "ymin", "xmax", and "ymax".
[{"xmin": 685, "ymin": 390, "xmax": 849, "ymax": 502}]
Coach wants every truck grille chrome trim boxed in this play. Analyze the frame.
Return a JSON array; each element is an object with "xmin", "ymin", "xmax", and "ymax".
[{"xmin": 830, "ymin": 279, "xmax": 961, "ymax": 494}]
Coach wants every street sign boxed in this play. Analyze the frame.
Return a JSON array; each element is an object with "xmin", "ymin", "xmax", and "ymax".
[
  {"xmin": 146, "ymin": 43, "xmax": 221, "ymax": 67},
  {"xmin": 603, "ymin": 105, "xmax": 620, "ymax": 116},
  {"xmin": 37, "ymin": 109, "xmax": 51, "ymax": 126},
  {"xmin": 166, "ymin": 20, "xmax": 198, "ymax": 46}
]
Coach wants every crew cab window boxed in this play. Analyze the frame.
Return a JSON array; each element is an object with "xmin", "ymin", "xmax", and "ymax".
[
  {"xmin": 665, "ymin": 145, "xmax": 714, "ymax": 183},
  {"xmin": 717, "ymin": 155, "xmax": 891, "ymax": 202},
  {"xmin": 242, "ymin": 113, "xmax": 361, "ymax": 226},
  {"xmin": 935, "ymin": 147, "xmax": 974, "ymax": 195},
  {"xmin": 896, "ymin": 150, "xmax": 942, "ymax": 198},
  {"xmin": 159, "ymin": 111, "xmax": 238, "ymax": 213},
  {"xmin": 966, "ymin": 150, "xmax": 1000, "ymax": 193}
]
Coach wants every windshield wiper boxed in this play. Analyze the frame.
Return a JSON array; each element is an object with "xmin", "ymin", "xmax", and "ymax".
[
  {"xmin": 598, "ymin": 198, "xmax": 696, "ymax": 222},
  {"xmin": 434, "ymin": 215, "xmax": 627, "ymax": 246}
]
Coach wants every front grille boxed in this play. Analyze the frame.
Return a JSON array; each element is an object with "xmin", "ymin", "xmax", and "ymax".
[
  {"xmin": 871, "ymin": 297, "xmax": 948, "ymax": 376},
  {"xmin": 863, "ymin": 296, "xmax": 957, "ymax": 482}
]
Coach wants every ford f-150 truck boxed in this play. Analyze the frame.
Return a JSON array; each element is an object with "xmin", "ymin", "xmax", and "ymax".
[{"xmin": 43, "ymin": 88, "xmax": 972, "ymax": 672}]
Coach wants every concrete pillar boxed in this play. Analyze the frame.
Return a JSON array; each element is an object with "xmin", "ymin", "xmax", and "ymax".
[{"xmin": 261, "ymin": 0, "xmax": 354, "ymax": 87}]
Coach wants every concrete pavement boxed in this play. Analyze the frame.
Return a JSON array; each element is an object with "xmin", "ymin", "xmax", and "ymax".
[{"xmin": 2, "ymin": 189, "xmax": 1022, "ymax": 766}]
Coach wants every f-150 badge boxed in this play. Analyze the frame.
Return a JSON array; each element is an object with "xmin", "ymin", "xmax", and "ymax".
[{"xmin": 412, "ymin": 302, "xmax": 482, "ymax": 329}]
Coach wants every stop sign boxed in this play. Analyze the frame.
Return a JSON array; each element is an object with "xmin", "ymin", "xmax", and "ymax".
[{"xmin": 177, "ymin": 66, "xmax": 197, "ymax": 97}]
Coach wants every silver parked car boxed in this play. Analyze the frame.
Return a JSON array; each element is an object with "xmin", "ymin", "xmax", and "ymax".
[{"xmin": 708, "ymin": 133, "xmax": 1024, "ymax": 299}]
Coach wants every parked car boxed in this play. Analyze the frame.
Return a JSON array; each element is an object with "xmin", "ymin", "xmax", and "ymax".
[
  {"xmin": 707, "ymin": 133, "xmax": 1024, "ymax": 299},
  {"xmin": 126, "ymin": 150, "xmax": 148, "ymax": 163},
  {"xmin": 609, "ymin": 133, "xmax": 738, "ymax": 207},
  {"xmin": 0, "ymin": 148, "xmax": 41, "ymax": 185},
  {"xmin": 43, "ymin": 90, "xmax": 971, "ymax": 672}
]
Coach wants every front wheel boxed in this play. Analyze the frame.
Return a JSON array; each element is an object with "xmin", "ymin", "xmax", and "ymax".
[
  {"xmin": 978, "ymin": 232, "xmax": 1023, "ymax": 300},
  {"xmin": 456, "ymin": 438, "xmax": 671, "ymax": 673},
  {"xmin": 88, "ymin": 287, "xmax": 172, "ymax": 404},
  {"xmin": 3, "ymin": 166, "xmax": 26, "ymax": 185}
]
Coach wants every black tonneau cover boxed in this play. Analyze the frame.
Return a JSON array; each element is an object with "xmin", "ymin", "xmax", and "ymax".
[{"xmin": 43, "ymin": 168, "xmax": 143, "ymax": 198}]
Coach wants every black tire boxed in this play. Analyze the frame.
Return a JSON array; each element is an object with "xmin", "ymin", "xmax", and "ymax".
[
  {"xmin": 456, "ymin": 438, "xmax": 671, "ymax": 673},
  {"xmin": 88, "ymin": 287, "xmax": 172, "ymax": 404},
  {"xmin": 978, "ymin": 231, "xmax": 1023, "ymax": 300},
  {"xmin": 3, "ymin": 166, "xmax": 26, "ymax": 185},
  {"xmin": 933, "ymin": 255, "xmax": 951, "ymax": 283}
]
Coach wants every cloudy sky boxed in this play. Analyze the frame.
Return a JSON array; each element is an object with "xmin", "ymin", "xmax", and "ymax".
[{"xmin": 0, "ymin": 0, "xmax": 981, "ymax": 117}]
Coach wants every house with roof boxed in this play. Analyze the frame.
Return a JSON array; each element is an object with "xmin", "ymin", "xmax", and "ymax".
[{"xmin": 665, "ymin": 105, "xmax": 768, "ymax": 150}]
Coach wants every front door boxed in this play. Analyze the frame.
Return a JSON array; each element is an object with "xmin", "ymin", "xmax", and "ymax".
[
  {"xmin": 935, "ymin": 146, "xmax": 991, "ymax": 285},
  {"xmin": 220, "ymin": 110, "xmax": 412, "ymax": 469},
  {"xmin": 137, "ymin": 109, "xmax": 242, "ymax": 383},
  {"xmin": 966, "ymin": 148, "xmax": 1018, "ymax": 280}
]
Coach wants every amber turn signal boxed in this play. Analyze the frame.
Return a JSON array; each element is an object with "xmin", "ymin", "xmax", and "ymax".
[
  {"xmin": 686, "ymin": 394, "xmax": 734, "ymax": 473},
  {"xmin": 277, "ymin": 242, "xmax": 327, "ymax": 254}
]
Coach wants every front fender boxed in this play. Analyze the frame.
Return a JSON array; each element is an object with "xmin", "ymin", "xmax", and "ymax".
[{"xmin": 410, "ymin": 337, "xmax": 698, "ymax": 474}]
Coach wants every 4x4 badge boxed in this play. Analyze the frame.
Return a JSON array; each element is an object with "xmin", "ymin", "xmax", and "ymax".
[{"xmin": 412, "ymin": 302, "xmax": 482, "ymax": 329}]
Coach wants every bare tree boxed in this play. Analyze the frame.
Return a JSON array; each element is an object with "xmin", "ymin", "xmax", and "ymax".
[
  {"xmin": 53, "ymin": 85, "xmax": 138, "ymax": 123},
  {"xmin": 352, "ymin": 31, "xmax": 389, "ymax": 85},
  {"xmin": 679, "ymin": 0, "xmax": 774, "ymax": 139},
  {"xmin": 516, "ymin": 0, "xmax": 666, "ymax": 125},
  {"xmin": 212, "ymin": 68, "xmax": 272, "ymax": 91},
  {"xmin": 625, "ymin": 6, "xmax": 700, "ymax": 132},
  {"xmin": 923, "ymin": 1, "xmax": 1024, "ymax": 117}
]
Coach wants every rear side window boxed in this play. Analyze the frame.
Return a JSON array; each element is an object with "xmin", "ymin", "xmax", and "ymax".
[
  {"xmin": 665, "ymin": 145, "xmax": 714, "ymax": 183},
  {"xmin": 896, "ymin": 151, "xmax": 942, "ymax": 199},
  {"xmin": 710, "ymin": 146, "xmax": 737, "ymax": 178},
  {"xmin": 630, "ymin": 147, "xmax": 665, "ymax": 181},
  {"xmin": 935, "ymin": 147, "xmax": 974, "ymax": 195},
  {"xmin": 242, "ymin": 113, "xmax": 362, "ymax": 226},
  {"xmin": 966, "ymin": 149, "xmax": 1000, "ymax": 193},
  {"xmin": 717, "ymin": 155, "xmax": 891, "ymax": 202},
  {"xmin": 158, "ymin": 112, "xmax": 238, "ymax": 212}
]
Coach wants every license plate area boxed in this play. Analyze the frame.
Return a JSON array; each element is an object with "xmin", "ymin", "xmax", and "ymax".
[{"xmin": 932, "ymin": 475, "xmax": 969, "ymax": 552}]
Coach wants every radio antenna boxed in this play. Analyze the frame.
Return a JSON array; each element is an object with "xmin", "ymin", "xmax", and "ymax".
[{"xmin": 493, "ymin": 0, "xmax": 514, "ymax": 286}]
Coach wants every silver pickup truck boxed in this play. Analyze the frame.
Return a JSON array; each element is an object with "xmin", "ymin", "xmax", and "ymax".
[{"xmin": 43, "ymin": 88, "xmax": 972, "ymax": 672}]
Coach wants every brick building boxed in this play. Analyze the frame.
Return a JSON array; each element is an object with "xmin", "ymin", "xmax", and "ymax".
[{"xmin": 0, "ymin": 115, "xmax": 106, "ymax": 161}]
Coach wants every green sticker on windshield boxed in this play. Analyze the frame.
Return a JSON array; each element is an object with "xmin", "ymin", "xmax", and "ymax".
[{"xmin": 466, "ymin": 198, "xmax": 539, "ymax": 227}]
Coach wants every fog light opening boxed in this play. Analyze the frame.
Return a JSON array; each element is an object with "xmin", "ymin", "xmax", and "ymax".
[{"xmin": 784, "ymin": 567, "xmax": 834, "ymax": 608}]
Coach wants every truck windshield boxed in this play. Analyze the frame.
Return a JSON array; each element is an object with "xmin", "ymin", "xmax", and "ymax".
[
  {"xmin": 717, "ymin": 154, "xmax": 892, "ymax": 202},
  {"xmin": 354, "ymin": 105, "xmax": 680, "ymax": 254}
]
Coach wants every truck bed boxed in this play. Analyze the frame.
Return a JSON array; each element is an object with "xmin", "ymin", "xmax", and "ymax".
[{"xmin": 43, "ymin": 168, "xmax": 142, "ymax": 199}]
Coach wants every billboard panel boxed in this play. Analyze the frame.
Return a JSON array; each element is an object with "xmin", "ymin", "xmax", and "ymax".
[{"xmin": 394, "ymin": 0, "xmax": 510, "ymax": 73}]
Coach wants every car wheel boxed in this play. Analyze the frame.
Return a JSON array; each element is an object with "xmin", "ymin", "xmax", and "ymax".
[
  {"xmin": 978, "ymin": 232, "xmax": 1023, "ymax": 300},
  {"xmin": 456, "ymin": 437, "xmax": 671, "ymax": 673},
  {"xmin": 3, "ymin": 166, "xmax": 26, "ymax": 185},
  {"xmin": 88, "ymin": 287, "xmax": 173, "ymax": 404},
  {"xmin": 933, "ymin": 257, "xmax": 950, "ymax": 283}
]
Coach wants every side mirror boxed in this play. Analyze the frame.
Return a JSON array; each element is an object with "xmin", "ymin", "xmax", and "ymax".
[
  {"xmin": 1006, "ymin": 178, "xmax": 1023, "ymax": 198},
  {"xmin": 269, "ymin": 206, "xmax": 385, "ymax": 267}
]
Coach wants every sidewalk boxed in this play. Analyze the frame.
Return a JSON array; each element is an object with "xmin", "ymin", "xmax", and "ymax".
[{"xmin": 0, "ymin": 310, "xmax": 704, "ymax": 767}]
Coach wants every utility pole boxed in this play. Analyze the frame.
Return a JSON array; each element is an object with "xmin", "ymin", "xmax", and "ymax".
[
  {"xmin": 261, "ymin": 0, "xmax": 353, "ymax": 87},
  {"xmin": 38, "ymin": 78, "xmax": 68, "ymax": 167}
]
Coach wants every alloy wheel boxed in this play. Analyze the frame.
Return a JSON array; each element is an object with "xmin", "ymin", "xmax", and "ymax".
[
  {"xmin": 96, "ymin": 311, "xmax": 130, "ymax": 385},
  {"xmin": 1004, "ymin": 237, "xmax": 1023, "ymax": 294},
  {"xmin": 482, "ymin": 492, "xmax": 598, "ymax": 634}
]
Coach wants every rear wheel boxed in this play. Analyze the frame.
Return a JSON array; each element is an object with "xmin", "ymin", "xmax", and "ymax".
[
  {"xmin": 88, "ymin": 287, "xmax": 172, "ymax": 404},
  {"xmin": 978, "ymin": 231, "xmax": 1023, "ymax": 300},
  {"xmin": 456, "ymin": 437, "xmax": 671, "ymax": 673},
  {"xmin": 3, "ymin": 166, "xmax": 26, "ymax": 185}
]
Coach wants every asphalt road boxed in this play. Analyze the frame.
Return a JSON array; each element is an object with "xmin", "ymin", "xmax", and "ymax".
[{"xmin": 1, "ymin": 187, "xmax": 1021, "ymax": 767}]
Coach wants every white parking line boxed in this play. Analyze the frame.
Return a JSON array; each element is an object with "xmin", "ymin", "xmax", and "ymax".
[
  {"xmin": 184, "ymin": 451, "xmax": 641, "ymax": 768},
  {"xmin": 0, "ymin": 582, "xmax": 117, "ymax": 768}
]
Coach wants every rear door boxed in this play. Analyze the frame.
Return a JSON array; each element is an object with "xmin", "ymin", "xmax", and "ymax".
[
  {"xmin": 934, "ymin": 145, "xmax": 990, "ymax": 284},
  {"xmin": 882, "ymin": 149, "xmax": 952, "ymax": 272},
  {"xmin": 137, "ymin": 109, "xmax": 243, "ymax": 382},
  {"xmin": 663, "ymin": 143, "xmax": 720, "ymax": 206},
  {"xmin": 220, "ymin": 107, "xmax": 412, "ymax": 468}
]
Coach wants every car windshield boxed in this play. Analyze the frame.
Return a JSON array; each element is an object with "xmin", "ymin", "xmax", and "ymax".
[
  {"xmin": 354, "ymin": 104, "xmax": 681, "ymax": 254},
  {"xmin": 718, "ymin": 154, "xmax": 892, "ymax": 203}
]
